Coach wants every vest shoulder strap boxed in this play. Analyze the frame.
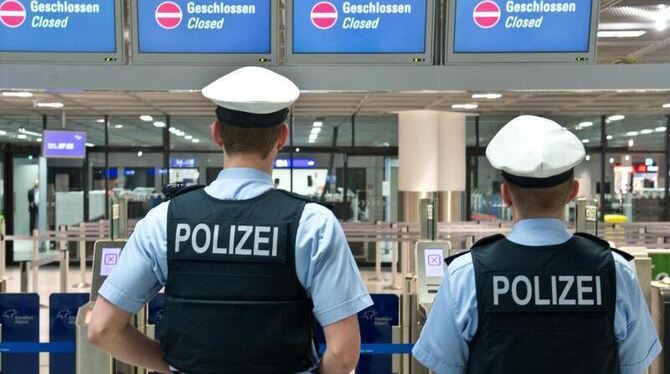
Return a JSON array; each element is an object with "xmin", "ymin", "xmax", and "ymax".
[
  {"xmin": 275, "ymin": 189, "xmax": 335, "ymax": 213},
  {"xmin": 162, "ymin": 183, "xmax": 205, "ymax": 200},
  {"xmin": 471, "ymin": 234, "xmax": 506, "ymax": 249},
  {"xmin": 445, "ymin": 250, "xmax": 470, "ymax": 266},
  {"xmin": 574, "ymin": 232, "xmax": 634, "ymax": 262}
]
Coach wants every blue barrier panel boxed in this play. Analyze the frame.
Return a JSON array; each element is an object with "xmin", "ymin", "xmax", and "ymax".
[
  {"xmin": 0, "ymin": 342, "xmax": 75, "ymax": 353},
  {"xmin": 0, "ymin": 293, "xmax": 40, "ymax": 374},
  {"xmin": 49, "ymin": 293, "xmax": 90, "ymax": 374},
  {"xmin": 316, "ymin": 293, "xmax": 400, "ymax": 374}
]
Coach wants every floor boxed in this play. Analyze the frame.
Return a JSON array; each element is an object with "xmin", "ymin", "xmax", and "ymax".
[{"xmin": 0, "ymin": 265, "xmax": 402, "ymax": 373}]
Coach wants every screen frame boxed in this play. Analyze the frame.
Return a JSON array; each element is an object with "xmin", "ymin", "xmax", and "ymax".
[
  {"xmin": 130, "ymin": 0, "xmax": 278, "ymax": 65},
  {"xmin": 90, "ymin": 240, "xmax": 127, "ymax": 302},
  {"xmin": 0, "ymin": 0, "xmax": 123, "ymax": 64},
  {"xmin": 286, "ymin": 0, "xmax": 435, "ymax": 65},
  {"xmin": 445, "ymin": 0, "xmax": 599, "ymax": 64},
  {"xmin": 41, "ymin": 130, "xmax": 88, "ymax": 159}
]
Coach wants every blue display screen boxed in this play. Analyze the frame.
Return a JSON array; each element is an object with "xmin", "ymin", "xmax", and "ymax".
[
  {"xmin": 0, "ymin": 0, "xmax": 116, "ymax": 53},
  {"xmin": 453, "ymin": 0, "xmax": 593, "ymax": 53},
  {"xmin": 293, "ymin": 0, "xmax": 427, "ymax": 54},
  {"xmin": 136, "ymin": 0, "xmax": 271, "ymax": 54}
]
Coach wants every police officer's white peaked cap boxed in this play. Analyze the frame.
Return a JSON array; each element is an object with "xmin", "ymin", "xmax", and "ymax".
[
  {"xmin": 486, "ymin": 115, "xmax": 585, "ymax": 187},
  {"xmin": 202, "ymin": 67, "xmax": 300, "ymax": 114}
]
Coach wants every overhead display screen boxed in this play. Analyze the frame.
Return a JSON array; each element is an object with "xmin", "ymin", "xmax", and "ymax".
[
  {"xmin": 42, "ymin": 130, "xmax": 87, "ymax": 159},
  {"xmin": 0, "ymin": 0, "xmax": 117, "ymax": 53},
  {"xmin": 292, "ymin": 0, "xmax": 428, "ymax": 54},
  {"xmin": 135, "ymin": 0, "xmax": 272, "ymax": 54},
  {"xmin": 452, "ymin": 0, "xmax": 594, "ymax": 53}
]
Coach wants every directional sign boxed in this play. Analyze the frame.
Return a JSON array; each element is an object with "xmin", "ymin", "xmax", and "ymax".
[
  {"xmin": 0, "ymin": 0, "xmax": 26, "ymax": 28},
  {"xmin": 155, "ymin": 1, "xmax": 182, "ymax": 30},
  {"xmin": 310, "ymin": 2, "xmax": 337, "ymax": 30},
  {"xmin": 473, "ymin": 0, "xmax": 500, "ymax": 29}
]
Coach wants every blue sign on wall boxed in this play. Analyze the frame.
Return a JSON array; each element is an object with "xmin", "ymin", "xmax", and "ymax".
[
  {"xmin": 42, "ymin": 130, "xmax": 87, "ymax": 159},
  {"xmin": 136, "ymin": 0, "xmax": 271, "ymax": 53},
  {"xmin": 0, "ymin": 294, "xmax": 40, "ymax": 374},
  {"xmin": 0, "ymin": 0, "xmax": 116, "ymax": 53},
  {"xmin": 293, "ymin": 0, "xmax": 427, "ymax": 54},
  {"xmin": 49, "ymin": 293, "xmax": 90, "ymax": 374},
  {"xmin": 453, "ymin": 0, "xmax": 593, "ymax": 53}
]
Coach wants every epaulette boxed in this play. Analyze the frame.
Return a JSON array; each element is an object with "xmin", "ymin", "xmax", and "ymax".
[
  {"xmin": 162, "ymin": 183, "xmax": 205, "ymax": 200},
  {"xmin": 275, "ymin": 189, "xmax": 335, "ymax": 213},
  {"xmin": 471, "ymin": 234, "xmax": 506, "ymax": 249},
  {"xmin": 574, "ymin": 232, "xmax": 635, "ymax": 262},
  {"xmin": 445, "ymin": 251, "xmax": 470, "ymax": 266}
]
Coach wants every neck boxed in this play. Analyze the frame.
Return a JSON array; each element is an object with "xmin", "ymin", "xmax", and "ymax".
[
  {"xmin": 512, "ymin": 211, "xmax": 565, "ymax": 224},
  {"xmin": 223, "ymin": 153, "xmax": 274, "ymax": 175}
]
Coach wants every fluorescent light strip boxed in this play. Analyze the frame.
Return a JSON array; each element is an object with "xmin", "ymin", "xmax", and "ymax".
[
  {"xmin": 19, "ymin": 128, "xmax": 42, "ymax": 137},
  {"xmin": 2, "ymin": 91, "xmax": 33, "ymax": 98},
  {"xmin": 472, "ymin": 93, "xmax": 502, "ymax": 99},
  {"xmin": 35, "ymin": 102, "xmax": 64, "ymax": 109},
  {"xmin": 597, "ymin": 30, "xmax": 646, "ymax": 38},
  {"xmin": 451, "ymin": 103, "xmax": 479, "ymax": 110}
]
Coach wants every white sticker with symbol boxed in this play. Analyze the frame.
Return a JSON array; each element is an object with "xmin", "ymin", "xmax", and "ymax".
[
  {"xmin": 424, "ymin": 249, "xmax": 445, "ymax": 278},
  {"xmin": 100, "ymin": 247, "xmax": 122, "ymax": 276}
]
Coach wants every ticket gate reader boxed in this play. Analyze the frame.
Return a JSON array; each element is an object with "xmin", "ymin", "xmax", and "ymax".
[
  {"xmin": 76, "ymin": 240, "xmax": 144, "ymax": 374},
  {"xmin": 410, "ymin": 241, "xmax": 451, "ymax": 374}
]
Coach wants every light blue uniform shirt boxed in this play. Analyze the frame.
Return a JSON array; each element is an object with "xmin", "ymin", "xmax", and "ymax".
[
  {"xmin": 99, "ymin": 168, "xmax": 373, "ymax": 327},
  {"xmin": 413, "ymin": 218, "xmax": 662, "ymax": 374}
]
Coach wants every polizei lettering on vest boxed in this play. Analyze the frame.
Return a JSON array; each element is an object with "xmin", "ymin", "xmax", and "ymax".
[
  {"xmin": 175, "ymin": 223, "xmax": 279, "ymax": 257},
  {"xmin": 492, "ymin": 274, "xmax": 602, "ymax": 306}
]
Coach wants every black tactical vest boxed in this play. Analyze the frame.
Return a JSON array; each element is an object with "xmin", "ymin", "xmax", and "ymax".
[
  {"xmin": 161, "ymin": 188, "xmax": 317, "ymax": 374},
  {"xmin": 452, "ymin": 233, "xmax": 629, "ymax": 374}
]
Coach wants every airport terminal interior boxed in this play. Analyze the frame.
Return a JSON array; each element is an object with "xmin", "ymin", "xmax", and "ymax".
[{"xmin": 1, "ymin": 0, "xmax": 670, "ymax": 373}]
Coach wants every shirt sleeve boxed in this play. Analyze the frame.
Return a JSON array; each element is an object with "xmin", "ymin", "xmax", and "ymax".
[
  {"xmin": 613, "ymin": 254, "xmax": 662, "ymax": 374},
  {"xmin": 98, "ymin": 202, "xmax": 169, "ymax": 314},
  {"xmin": 295, "ymin": 203, "xmax": 373, "ymax": 326},
  {"xmin": 413, "ymin": 254, "xmax": 477, "ymax": 374}
]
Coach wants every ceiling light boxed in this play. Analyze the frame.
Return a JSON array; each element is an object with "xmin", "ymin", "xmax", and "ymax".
[
  {"xmin": 97, "ymin": 118, "xmax": 105, "ymax": 123},
  {"xmin": 640, "ymin": 129, "xmax": 653, "ymax": 134},
  {"xmin": 308, "ymin": 139, "xmax": 316, "ymax": 144},
  {"xmin": 472, "ymin": 93, "xmax": 502, "ymax": 99},
  {"xmin": 582, "ymin": 139, "xmax": 590, "ymax": 143},
  {"xmin": 579, "ymin": 121, "xmax": 594, "ymax": 128},
  {"xmin": 169, "ymin": 127, "xmax": 177, "ymax": 133},
  {"xmin": 597, "ymin": 30, "xmax": 647, "ymax": 38},
  {"xmin": 35, "ymin": 102, "xmax": 64, "ymax": 109},
  {"xmin": 663, "ymin": 103, "xmax": 670, "ymax": 109},
  {"xmin": 656, "ymin": 126, "xmax": 667, "ymax": 132},
  {"xmin": 313, "ymin": 121, "xmax": 323, "ymax": 127},
  {"xmin": 86, "ymin": 143, "xmax": 95, "ymax": 147},
  {"xmin": 628, "ymin": 139, "xmax": 635, "ymax": 147},
  {"xmin": 451, "ymin": 103, "xmax": 479, "ymax": 110},
  {"xmin": 585, "ymin": 155, "xmax": 591, "ymax": 161},
  {"xmin": 609, "ymin": 158, "xmax": 615, "ymax": 164},
  {"xmin": 607, "ymin": 135, "xmax": 614, "ymax": 140},
  {"xmin": 311, "ymin": 128, "xmax": 322, "ymax": 135},
  {"xmin": 626, "ymin": 131, "xmax": 639, "ymax": 136},
  {"xmin": 192, "ymin": 139, "xmax": 200, "ymax": 143},
  {"xmin": 17, "ymin": 134, "xmax": 27, "ymax": 140},
  {"xmin": 114, "ymin": 124, "xmax": 123, "ymax": 129},
  {"xmin": 625, "ymin": 155, "xmax": 631, "ymax": 161},
  {"xmin": 656, "ymin": 18, "xmax": 667, "ymax": 31},
  {"xmin": 140, "ymin": 115, "xmax": 153, "ymax": 122},
  {"xmin": 296, "ymin": 148, "xmax": 300, "ymax": 152},
  {"xmin": 154, "ymin": 121, "xmax": 167, "ymax": 128},
  {"xmin": 176, "ymin": 131, "xmax": 185, "ymax": 137},
  {"xmin": 309, "ymin": 134, "xmax": 318, "ymax": 141},
  {"xmin": 607, "ymin": 115, "xmax": 625, "ymax": 122},
  {"xmin": 36, "ymin": 138, "xmax": 42, "ymax": 142},
  {"xmin": 0, "ymin": 130, "xmax": 6, "ymax": 136},
  {"xmin": 19, "ymin": 128, "xmax": 42, "ymax": 137},
  {"xmin": 2, "ymin": 91, "xmax": 33, "ymax": 98},
  {"xmin": 184, "ymin": 135, "xmax": 193, "ymax": 140},
  {"xmin": 137, "ymin": 151, "xmax": 143, "ymax": 157}
]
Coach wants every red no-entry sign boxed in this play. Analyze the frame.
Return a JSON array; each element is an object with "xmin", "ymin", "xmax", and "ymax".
[
  {"xmin": 311, "ymin": 2, "xmax": 338, "ymax": 30},
  {"xmin": 0, "ymin": 0, "xmax": 26, "ymax": 28},
  {"xmin": 473, "ymin": 0, "xmax": 501, "ymax": 29},
  {"xmin": 155, "ymin": 1, "xmax": 182, "ymax": 30}
]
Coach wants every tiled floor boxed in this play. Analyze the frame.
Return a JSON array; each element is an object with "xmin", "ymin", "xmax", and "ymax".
[{"xmin": 2, "ymin": 265, "xmax": 402, "ymax": 373}]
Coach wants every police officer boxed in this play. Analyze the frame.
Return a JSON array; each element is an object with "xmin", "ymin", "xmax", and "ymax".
[
  {"xmin": 87, "ymin": 67, "xmax": 373, "ymax": 374},
  {"xmin": 413, "ymin": 115, "xmax": 661, "ymax": 374}
]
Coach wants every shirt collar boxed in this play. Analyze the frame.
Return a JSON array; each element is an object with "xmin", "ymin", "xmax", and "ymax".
[
  {"xmin": 216, "ymin": 167, "xmax": 273, "ymax": 184},
  {"xmin": 507, "ymin": 218, "xmax": 572, "ymax": 246}
]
